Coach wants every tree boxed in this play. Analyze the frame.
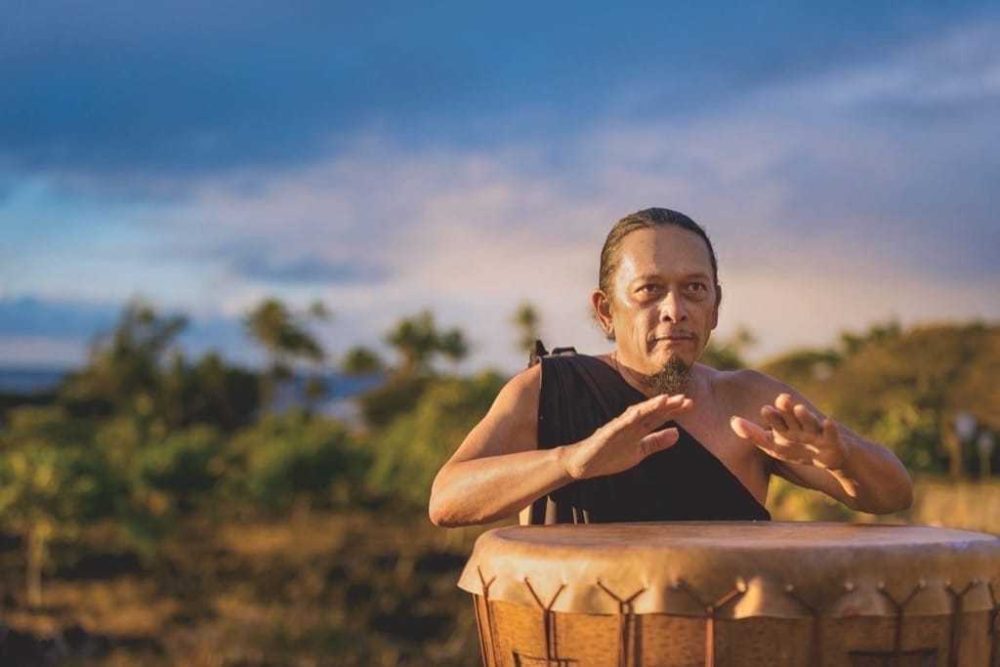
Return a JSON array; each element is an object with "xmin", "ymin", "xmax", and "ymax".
[
  {"xmin": 135, "ymin": 424, "xmax": 227, "ymax": 514},
  {"xmin": 511, "ymin": 302, "xmax": 541, "ymax": 357},
  {"xmin": 761, "ymin": 321, "xmax": 999, "ymax": 477},
  {"xmin": 60, "ymin": 298, "xmax": 188, "ymax": 417},
  {"xmin": 838, "ymin": 319, "xmax": 902, "ymax": 356},
  {"xmin": 354, "ymin": 313, "xmax": 470, "ymax": 427},
  {"xmin": 341, "ymin": 346, "xmax": 385, "ymax": 376},
  {"xmin": 0, "ymin": 407, "xmax": 122, "ymax": 606},
  {"xmin": 227, "ymin": 410, "xmax": 370, "ymax": 512},
  {"xmin": 384, "ymin": 310, "xmax": 468, "ymax": 377},
  {"xmin": 244, "ymin": 298, "xmax": 330, "ymax": 412},
  {"xmin": 368, "ymin": 371, "xmax": 505, "ymax": 508},
  {"xmin": 186, "ymin": 352, "xmax": 260, "ymax": 431},
  {"xmin": 758, "ymin": 348, "xmax": 842, "ymax": 388},
  {"xmin": 56, "ymin": 299, "xmax": 259, "ymax": 432}
]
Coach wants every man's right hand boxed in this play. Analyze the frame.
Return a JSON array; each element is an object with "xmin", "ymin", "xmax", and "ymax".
[{"xmin": 559, "ymin": 394, "xmax": 694, "ymax": 480}]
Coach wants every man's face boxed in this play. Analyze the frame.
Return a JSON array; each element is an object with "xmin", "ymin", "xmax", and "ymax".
[{"xmin": 593, "ymin": 226, "xmax": 720, "ymax": 376}]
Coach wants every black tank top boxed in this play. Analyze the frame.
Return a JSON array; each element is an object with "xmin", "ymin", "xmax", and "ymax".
[{"xmin": 527, "ymin": 351, "xmax": 771, "ymax": 524}]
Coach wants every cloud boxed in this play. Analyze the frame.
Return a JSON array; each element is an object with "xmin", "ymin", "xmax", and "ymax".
[
  {"xmin": 0, "ymin": 296, "xmax": 118, "ymax": 339},
  {"xmin": 794, "ymin": 21, "xmax": 1000, "ymax": 109},
  {"xmin": 2, "ymin": 16, "xmax": 998, "ymax": 370},
  {"xmin": 0, "ymin": 295, "xmax": 256, "ymax": 367},
  {"xmin": 0, "ymin": 336, "xmax": 90, "ymax": 368},
  {"xmin": 5, "ymin": 3, "xmax": 992, "ymax": 187},
  {"xmin": 229, "ymin": 253, "xmax": 387, "ymax": 286}
]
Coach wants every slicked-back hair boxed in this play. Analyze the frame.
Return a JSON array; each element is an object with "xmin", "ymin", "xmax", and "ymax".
[
  {"xmin": 596, "ymin": 208, "xmax": 720, "ymax": 341},
  {"xmin": 598, "ymin": 207, "xmax": 719, "ymax": 297}
]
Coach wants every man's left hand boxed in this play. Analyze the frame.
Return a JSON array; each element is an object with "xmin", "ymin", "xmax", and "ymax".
[{"xmin": 730, "ymin": 393, "xmax": 849, "ymax": 471}]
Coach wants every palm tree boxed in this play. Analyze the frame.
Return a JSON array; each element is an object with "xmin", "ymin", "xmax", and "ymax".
[
  {"xmin": 244, "ymin": 298, "xmax": 329, "ymax": 411},
  {"xmin": 341, "ymin": 346, "xmax": 385, "ymax": 376},
  {"xmin": 60, "ymin": 297, "xmax": 188, "ymax": 417},
  {"xmin": 511, "ymin": 301, "xmax": 541, "ymax": 357},
  {"xmin": 385, "ymin": 310, "xmax": 467, "ymax": 377}
]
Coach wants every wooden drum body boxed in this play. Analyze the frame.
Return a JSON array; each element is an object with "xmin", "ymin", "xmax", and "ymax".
[{"xmin": 457, "ymin": 523, "xmax": 1000, "ymax": 666}]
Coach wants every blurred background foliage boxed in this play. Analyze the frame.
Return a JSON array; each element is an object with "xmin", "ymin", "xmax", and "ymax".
[{"xmin": 0, "ymin": 297, "xmax": 996, "ymax": 664}]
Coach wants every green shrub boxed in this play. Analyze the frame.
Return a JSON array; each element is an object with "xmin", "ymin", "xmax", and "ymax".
[
  {"xmin": 229, "ymin": 411, "xmax": 370, "ymax": 512},
  {"xmin": 136, "ymin": 425, "xmax": 226, "ymax": 508},
  {"xmin": 367, "ymin": 371, "xmax": 505, "ymax": 509},
  {"xmin": 0, "ymin": 406, "xmax": 124, "ymax": 605}
]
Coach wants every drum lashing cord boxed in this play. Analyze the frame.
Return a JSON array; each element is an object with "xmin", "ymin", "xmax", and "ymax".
[
  {"xmin": 474, "ymin": 567, "xmax": 498, "ymax": 667},
  {"xmin": 989, "ymin": 582, "xmax": 999, "ymax": 667},
  {"xmin": 523, "ymin": 577, "xmax": 568, "ymax": 666},
  {"xmin": 471, "ymin": 572, "xmax": 1000, "ymax": 666},
  {"xmin": 670, "ymin": 579, "xmax": 747, "ymax": 667},
  {"xmin": 596, "ymin": 580, "xmax": 647, "ymax": 667}
]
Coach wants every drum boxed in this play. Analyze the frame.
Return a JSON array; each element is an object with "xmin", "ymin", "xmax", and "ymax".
[{"xmin": 457, "ymin": 522, "xmax": 1000, "ymax": 666}]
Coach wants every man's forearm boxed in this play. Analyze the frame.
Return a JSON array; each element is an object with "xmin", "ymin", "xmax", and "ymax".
[
  {"xmin": 429, "ymin": 446, "xmax": 574, "ymax": 527},
  {"xmin": 830, "ymin": 427, "xmax": 914, "ymax": 514}
]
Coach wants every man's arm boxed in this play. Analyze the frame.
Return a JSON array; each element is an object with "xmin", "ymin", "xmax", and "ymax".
[
  {"xmin": 428, "ymin": 365, "xmax": 570, "ymax": 527},
  {"xmin": 730, "ymin": 370, "xmax": 913, "ymax": 514},
  {"xmin": 429, "ymin": 365, "xmax": 691, "ymax": 527}
]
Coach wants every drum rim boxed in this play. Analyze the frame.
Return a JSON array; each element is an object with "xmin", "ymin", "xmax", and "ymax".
[{"xmin": 458, "ymin": 521, "xmax": 1000, "ymax": 619}]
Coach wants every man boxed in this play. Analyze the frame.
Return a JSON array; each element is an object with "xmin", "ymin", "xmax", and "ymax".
[{"xmin": 428, "ymin": 208, "xmax": 913, "ymax": 527}]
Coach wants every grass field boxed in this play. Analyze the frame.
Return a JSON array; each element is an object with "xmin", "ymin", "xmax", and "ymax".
[{"xmin": 0, "ymin": 478, "xmax": 996, "ymax": 665}]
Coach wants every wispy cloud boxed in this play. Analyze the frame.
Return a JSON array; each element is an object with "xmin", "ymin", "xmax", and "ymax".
[
  {"xmin": 3, "ymin": 16, "xmax": 998, "ymax": 370},
  {"xmin": 794, "ymin": 20, "xmax": 1000, "ymax": 108},
  {"xmin": 0, "ymin": 296, "xmax": 118, "ymax": 339}
]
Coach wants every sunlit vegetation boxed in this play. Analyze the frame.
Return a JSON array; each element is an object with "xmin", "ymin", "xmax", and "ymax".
[{"xmin": 0, "ymin": 297, "xmax": 995, "ymax": 664}]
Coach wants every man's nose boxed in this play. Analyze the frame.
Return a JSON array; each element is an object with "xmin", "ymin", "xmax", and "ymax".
[{"xmin": 659, "ymin": 289, "xmax": 687, "ymax": 322}]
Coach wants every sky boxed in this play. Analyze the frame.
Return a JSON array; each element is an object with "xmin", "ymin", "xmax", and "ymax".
[{"xmin": 1, "ymin": 1, "xmax": 998, "ymax": 372}]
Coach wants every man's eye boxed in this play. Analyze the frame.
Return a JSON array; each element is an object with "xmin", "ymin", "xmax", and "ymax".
[
  {"xmin": 686, "ymin": 283, "xmax": 706, "ymax": 292},
  {"xmin": 637, "ymin": 285, "xmax": 660, "ymax": 294}
]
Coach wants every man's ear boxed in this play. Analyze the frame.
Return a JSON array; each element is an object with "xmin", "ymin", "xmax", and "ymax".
[
  {"xmin": 710, "ymin": 283, "xmax": 722, "ymax": 330},
  {"xmin": 591, "ymin": 289, "xmax": 615, "ymax": 340}
]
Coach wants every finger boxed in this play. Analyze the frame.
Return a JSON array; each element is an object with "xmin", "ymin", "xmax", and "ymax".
[
  {"xmin": 657, "ymin": 396, "xmax": 694, "ymax": 418},
  {"xmin": 769, "ymin": 442, "xmax": 814, "ymax": 464},
  {"xmin": 612, "ymin": 396, "xmax": 678, "ymax": 437},
  {"xmin": 639, "ymin": 393, "xmax": 686, "ymax": 414},
  {"xmin": 623, "ymin": 393, "xmax": 684, "ymax": 424},
  {"xmin": 616, "ymin": 394, "xmax": 674, "ymax": 425},
  {"xmin": 822, "ymin": 417, "xmax": 841, "ymax": 443},
  {"xmin": 730, "ymin": 416, "xmax": 773, "ymax": 445},
  {"xmin": 793, "ymin": 404, "xmax": 822, "ymax": 436},
  {"xmin": 630, "ymin": 396, "xmax": 693, "ymax": 434},
  {"xmin": 760, "ymin": 406, "xmax": 791, "ymax": 434},
  {"xmin": 639, "ymin": 427, "xmax": 680, "ymax": 457},
  {"xmin": 731, "ymin": 417, "xmax": 811, "ymax": 463},
  {"xmin": 775, "ymin": 393, "xmax": 804, "ymax": 432}
]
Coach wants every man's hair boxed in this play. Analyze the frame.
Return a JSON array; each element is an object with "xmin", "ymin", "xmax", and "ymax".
[
  {"xmin": 598, "ymin": 207, "xmax": 719, "ymax": 296},
  {"xmin": 597, "ymin": 208, "xmax": 720, "ymax": 342}
]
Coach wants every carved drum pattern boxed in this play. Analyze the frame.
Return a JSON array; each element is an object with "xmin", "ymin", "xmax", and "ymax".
[{"xmin": 457, "ymin": 522, "xmax": 1000, "ymax": 667}]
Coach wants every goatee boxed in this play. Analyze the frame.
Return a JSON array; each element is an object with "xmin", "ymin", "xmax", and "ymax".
[{"xmin": 649, "ymin": 355, "xmax": 691, "ymax": 396}]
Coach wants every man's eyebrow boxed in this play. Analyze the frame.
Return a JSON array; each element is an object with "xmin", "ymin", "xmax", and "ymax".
[
  {"xmin": 630, "ymin": 271, "xmax": 712, "ymax": 283},
  {"xmin": 630, "ymin": 274, "xmax": 662, "ymax": 283}
]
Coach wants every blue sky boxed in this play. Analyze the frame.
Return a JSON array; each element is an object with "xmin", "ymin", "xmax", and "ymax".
[{"xmin": 1, "ymin": 2, "xmax": 998, "ymax": 370}]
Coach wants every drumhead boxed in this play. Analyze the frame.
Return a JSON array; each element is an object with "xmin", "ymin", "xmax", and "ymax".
[{"xmin": 458, "ymin": 522, "xmax": 1000, "ymax": 618}]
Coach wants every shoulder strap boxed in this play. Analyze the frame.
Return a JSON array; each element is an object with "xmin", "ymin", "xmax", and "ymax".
[
  {"xmin": 527, "ymin": 339, "xmax": 577, "ymax": 368},
  {"xmin": 527, "ymin": 340, "xmax": 548, "ymax": 368}
]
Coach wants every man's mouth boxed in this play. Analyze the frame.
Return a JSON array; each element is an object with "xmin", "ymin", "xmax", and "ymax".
[{"xmin": 652, "ymin": 335, "xmax": 695, "ymax": 345}]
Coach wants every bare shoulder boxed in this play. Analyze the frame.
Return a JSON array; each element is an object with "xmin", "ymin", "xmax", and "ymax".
[
  {"xmin": 444, "ymin": 364, "xmax": 541, "ymax": 465},
  {"xmin": 716, "ymin": 367, "xmax": 782, "ymax": 395},
  {"xmin": 496, "ymin": 363, "xmax": 541, "ymax": 412},
  {"xmin": 714, "ymin": 367, "xmax": 825, "ymax": 417}
]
